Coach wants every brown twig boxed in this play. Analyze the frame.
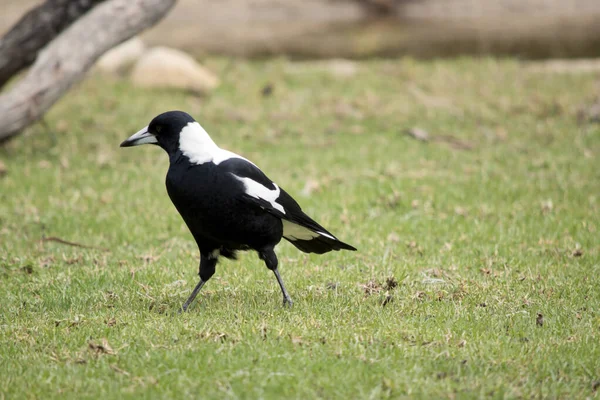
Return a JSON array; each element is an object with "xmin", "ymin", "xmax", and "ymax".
[{"xmin": 40, "ymin": 236, "xmax": 109, "ymax": 252}]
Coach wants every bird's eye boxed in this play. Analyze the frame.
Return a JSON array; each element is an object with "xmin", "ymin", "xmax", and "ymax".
[{"xmin": 155, "ymin": 125, "xmax": 162, "ymax": 134}]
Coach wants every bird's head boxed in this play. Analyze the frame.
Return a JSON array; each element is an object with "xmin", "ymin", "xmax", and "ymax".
[{"xmin": 120, "ymin": 110, "xmax": 196, "ymax": 154}]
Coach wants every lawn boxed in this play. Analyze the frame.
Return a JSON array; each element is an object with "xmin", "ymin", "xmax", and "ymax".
[{"xmin": 0, "ymin": 57, "xmax": 599, "ymax": 399}]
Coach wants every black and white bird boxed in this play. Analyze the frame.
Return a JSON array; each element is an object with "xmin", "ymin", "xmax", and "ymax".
[{"xmin": 120, "ymin": 111, "xmax": 356, "ymax": 311}]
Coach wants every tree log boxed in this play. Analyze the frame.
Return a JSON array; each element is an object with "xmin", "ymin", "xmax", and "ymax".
[
  {"xmin": 0, "ymin": 0, "xmax": 175, "ymax": 143},
  {"xmin": 0, "ymin": 0, "xmax": 107, "ymax": 89},
  {"xmin": 140, "ymin": 0, "xmax": 600, "ymax": 59}
]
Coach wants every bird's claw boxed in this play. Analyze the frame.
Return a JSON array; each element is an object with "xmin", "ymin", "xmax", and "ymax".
[{"xmin": 283, "ymin": 297, "xmax": 294, "ymax": 307}]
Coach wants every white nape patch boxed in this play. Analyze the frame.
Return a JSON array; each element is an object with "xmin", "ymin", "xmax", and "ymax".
[
  {"xmin": 179, "ymin": 122, "xmax": 255, "ymax": 166},
  {"xmin": 282, "ymin": 220, "xmax": 336, "ymax": 241},
  {"xmin": 232, "ymin": 175, "xmax": 285, "ymax": 214}
]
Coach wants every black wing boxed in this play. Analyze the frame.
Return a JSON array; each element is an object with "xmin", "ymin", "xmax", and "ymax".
[{"xmin": 219, "ymin": 157, "xmax": 356, "ymax": 254}]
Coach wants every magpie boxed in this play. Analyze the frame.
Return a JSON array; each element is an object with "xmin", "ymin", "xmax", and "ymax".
[{"xmin": 120, "ymin": 111, "xmax": 356, "ymax": 311}]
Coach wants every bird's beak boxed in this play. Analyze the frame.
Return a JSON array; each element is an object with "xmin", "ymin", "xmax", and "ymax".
[{"xmin": 120, "ymin": 126, "xmax": 158, "ymax": 147}]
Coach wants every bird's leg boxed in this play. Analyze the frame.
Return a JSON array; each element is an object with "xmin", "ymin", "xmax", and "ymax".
[
  {"xmin": 260, "ymin": 249, "xmax": 293, "ymax": 307},
  {"xmin": 181, "ymin": 279, "xmax": 205, "ymax": 312},
  {"xmin": 273, "ymin": 268, "xmax": 293, "ymax": 307},
  {"xmin": 181, "ymin": 253, "xmax": 217, "ymax": 312}
]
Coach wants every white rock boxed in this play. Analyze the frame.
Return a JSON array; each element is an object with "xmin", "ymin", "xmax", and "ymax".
[
  {"xmin": 96, "ymin": 37, "xmax": 145, "ymax": 74},
  {"xmin": 130, "ymin": 47, "xmax": 219, "ymax": 93}
]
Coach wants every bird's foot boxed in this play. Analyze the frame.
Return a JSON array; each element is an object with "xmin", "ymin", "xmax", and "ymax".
[
  {"xmin": 179, "ymin": 279, "xmax": 206, "ymax": 313},
  {"xmin": 283, "ymin": 296, "xmax": 294, "ymax": 307}
]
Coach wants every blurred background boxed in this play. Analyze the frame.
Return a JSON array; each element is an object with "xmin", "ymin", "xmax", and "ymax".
[
  {"xmin": 3, "ymin": 0, "xmax": 600, "ymax": 59},
  {"xmin": 2, "ymin": 2, "xmax": 600, "ymax": 398}
]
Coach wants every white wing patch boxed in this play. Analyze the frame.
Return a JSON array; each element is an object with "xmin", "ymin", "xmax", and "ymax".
[
  {"xmin": 233, "ymin": 175, "xmax": 286, "ymax": 214},
  {"xmin": 282, "ymin": 220, "xmax": 336, "ymax": 241},
  {"xmin": 179, "ymin": 122, "xmax": 254, "ymax": 166}
]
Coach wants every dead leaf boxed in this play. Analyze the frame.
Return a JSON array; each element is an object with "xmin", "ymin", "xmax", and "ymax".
[
  {"xmin": 541, "ymin": 200, "xmax": 553, "ymax": 214},
  {"xmin": 536, "ymin": 313, "xmax": 544, "ymax": 327},
  {"xmin": 291, "ymin": 336, "xmax": 303, "ymax": 345},
  {"xmin": 110, "ymin": 364, "xmax": 130, "ymax": 376},
  {"xmin": 96, "ymin": 152, "xmax": 112, "ymax": 167},
  {"xmin": 440, "ymin": 242, "xmax": 452, "ymax": 253},
  {"xmin": 383, "ymin": 191, "xmax": 401, "ymax": 208},
  {"xmin": 88, "ymin": 338, "xmax": 115, "ymax": 355},
  {"xmin": 69, "ymin": 315, "xmax": 85, "ymax": 327},
  {"xmin": 38, "ymin": 160, "xmax": 51, "ymax": 169},
  {"xmin": 361, "ymin": 280, "xmax": 383, "ymax": 295},
  {"xmin": 386, "ymin": 233, "xmax": 400, "ymax": 243},
  {"xmin": 100, "ymin": 192, "xmax": 113, "ymax": 204},
  {"xmin": 214, "ymin": 333, "xmax": 227, "ymax": 342},
  {"xmin": 495, "ymin": 127, "xmax": 508, "ymax": 141},
  {"xmin": 39, "ymin": 256, "xmax": 55, "ymax": 268},
  {"xmin": 21, "ymin": 265, "xmax": 34, "ymax": 274},
  {"xmin": 426, "ymin": 268, "xmax": 444, "ymax": 278},
  {"xmin": 334, "ymin": 102, "xmax": 363, "ymax": 120},
  {"xmin": 55, "ymin": 119, "xmax": 70, "ymax": 133},
  {"xmin": 350, "ymin": 125, "xmax": 364, "ymax": 135},
  {"xmin": 454, "ymin": 207, "xmax": 468, "ymax": 216},
  {"xmin": 64, "ymin": 255, "xmax": 83, "ymax": 265},
  {"xmin": 301, "ymin": 179, "xmax": 320, "ymax": 197},
  {"xmin": 261, "ymin": 83, "xmax": 274, "ymax": 97},
  {"xmin": 412, "ymin": 291, "xmax": 426, "ymax": 300},
  {"xmin": 383, "ymin": 276, "xmax": 398, "ymax": 291},
  {"xmin": 572, "ymin": 248, "xmax": 583, "ymax": 257},
  {"xmin": 405, "ymin": 128, "xmax": 430, "ymax": 142},
  {"xmin": 139, "ymin": 254, "xmax": 160, "ymax": 263},
  {"xmin": 59, "ymin": 156, "xmax": 70, "ymax": 169}
]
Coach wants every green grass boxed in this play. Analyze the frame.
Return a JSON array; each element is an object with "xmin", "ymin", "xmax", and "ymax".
[{"xmin": 1, "ymin": 57, "xmax": 599, "ymax": 399}]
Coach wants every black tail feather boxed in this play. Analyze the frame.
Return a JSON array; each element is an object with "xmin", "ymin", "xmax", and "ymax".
[{"xmin": 285, "ymin": 235, "xmax": 357, "ymax": 255}]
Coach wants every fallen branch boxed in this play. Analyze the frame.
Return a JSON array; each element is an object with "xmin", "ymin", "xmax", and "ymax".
[
  {"xmin": 0, "ymin": 0, "xmax": 176, "ymax": 143},
  {"xmin": 0, "ymin": 0, "xmax": 107, "ymax": 89}
]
